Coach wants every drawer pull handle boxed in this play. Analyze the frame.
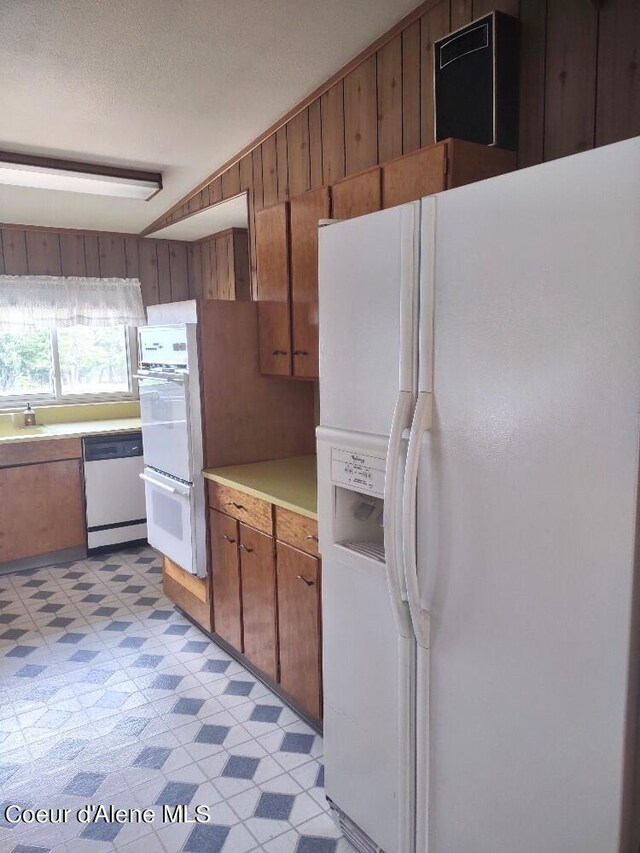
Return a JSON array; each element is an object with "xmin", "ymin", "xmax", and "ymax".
[
  {"xmin": 227, "ymin": 501, "xmax": 246, "ymax": 510},
  {"xmin": 272, "ymin": 350, "xmax": 288, "ymax": 356},
  {"xmin": 296, "ymin": 575, "xmax": 315, "ymax": 587},
  {"xmin": 305, "ymin": 535, "xmax": 319, "ymax": 542},
  {"xmin": 223, "ymin": 534, "xmax": 236, "ymax": 543},
  {"xmin": 240, "ymin": 544, "xmax": 254, "ymax": 553},
  {"xmin": 294, "ymin": 350, "xmax": 309, "ymax": 356}
]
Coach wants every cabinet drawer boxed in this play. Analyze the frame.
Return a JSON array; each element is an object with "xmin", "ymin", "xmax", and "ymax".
[
  {"xmin": 207, "ymin": 481, "xmax": 273, "ymax": 535},
  {"xmin": 275, "ymin": 506, "xmax": 318, "ymax": 557}
]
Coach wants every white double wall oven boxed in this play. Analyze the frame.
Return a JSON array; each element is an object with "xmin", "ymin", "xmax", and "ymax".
[{"xmin": 136, "ymin": 315, "xmax": 206, "ymax": 577}]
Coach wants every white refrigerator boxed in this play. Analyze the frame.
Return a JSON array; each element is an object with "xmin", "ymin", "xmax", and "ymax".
[{"xmin": 317, "ymin": 137, "xmax": 640, "ymax": 853}]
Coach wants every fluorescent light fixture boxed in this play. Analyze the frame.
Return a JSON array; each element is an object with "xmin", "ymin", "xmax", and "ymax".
[{"xmin": 0, "ymin": 152, "xmax": 162, "ymax": 200}]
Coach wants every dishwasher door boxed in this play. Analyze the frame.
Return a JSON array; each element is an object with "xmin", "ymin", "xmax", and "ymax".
[{"xmin": 84, "ymin": 433, "xmax": 147, "ymax": 550}]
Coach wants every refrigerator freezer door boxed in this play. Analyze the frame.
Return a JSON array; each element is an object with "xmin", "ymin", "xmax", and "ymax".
[
  {"xmin": 318, "ymin": 203, "xmax": 419, "ymax": 437},
  {"xmin": 318, "ymin": 431, "xmax": 415, "ymax": 853},
  {"xmin": 420, "ymin": 139, "xmax": 640, "ymax": 852}
]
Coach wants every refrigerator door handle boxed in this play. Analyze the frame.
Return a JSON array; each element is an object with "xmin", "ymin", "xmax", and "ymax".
[
  {"xmin": 384, "ymin": 389, "xmax": 414, "ymax": 640},
  {"xmin": 402, "ymin": 390, "xmax": 433, "ymax": 649}
]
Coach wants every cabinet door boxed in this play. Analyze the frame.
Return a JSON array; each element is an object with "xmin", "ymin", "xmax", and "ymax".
[
  {"xmin": 209, "ymin": 510, "xmax": 243, "ymax": 650},
  {"xmin": 331, "ymin": 166, "xmax": 381, "ymax": 220},
  {"xmin": 382, "ymin": 143, "xmax": 447, "ymax": 208},
  {"xmin": 276, "ymin": 542, "xmax": 321, "ymax": 718},
  {"xmin": 0, "ymin": 459, "xmax": 85, "ymax": 563},
  {"xmin": 239, "ymin": 523, "xmax": 278, "ymax": 681},
  {"xmin": 290, "ymin": 187, "xmax": 331, "ymax": 379},
  {"xmin": 255, "ymin": 202, "xmax": 291, "ymax": 375}
]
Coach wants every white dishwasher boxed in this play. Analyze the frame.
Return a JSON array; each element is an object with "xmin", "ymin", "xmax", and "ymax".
[{"xmin": 83, "ymin": 432, "xmax": 148, "ymax": 551}]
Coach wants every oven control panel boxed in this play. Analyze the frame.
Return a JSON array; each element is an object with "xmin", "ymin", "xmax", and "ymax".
[{"xmin": 139, "ymin": 325, "xmax": 189, "ymax": 368}]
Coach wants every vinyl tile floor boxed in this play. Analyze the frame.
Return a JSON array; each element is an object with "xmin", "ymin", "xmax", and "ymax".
[{"xmin": 0, "ymin": 546, "xmax": 354, "ymax": 853}]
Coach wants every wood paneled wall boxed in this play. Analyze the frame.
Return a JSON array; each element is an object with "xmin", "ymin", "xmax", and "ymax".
[
  {"xmin": 143, "ymin": 0, "xmax": 640, "ymax": 289},
  {"xmin": 189, "ymin": 228, "xmax": 250, "ymax": 301},
  {"xmin": 0, "ymin": 225, "xmax": 192, "ymax": 307}
]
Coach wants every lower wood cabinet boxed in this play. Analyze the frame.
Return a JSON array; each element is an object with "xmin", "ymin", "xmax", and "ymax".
[
  {"xmin": 238, "ymin": 522, "xmax": 278, "ymax": 681},
  {"xmin": 207, "ymin": 491, "xmax": 322, "ymax": 722},
  {"xmin": 209, "ymin": 509, "xmax": 243, "ymax": 650},
  {"xmin": 0, "ymin": 458, "xmax": 85, "ymax": 563},
  {"xmin": 276, "ymin": 541, "xmax": 321, "ymax": 719}
]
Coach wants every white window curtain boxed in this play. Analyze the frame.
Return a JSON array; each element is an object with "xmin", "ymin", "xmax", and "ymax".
[{"xmin": 0, "ymin": 275, "xmax": 146, "ymax": 330}]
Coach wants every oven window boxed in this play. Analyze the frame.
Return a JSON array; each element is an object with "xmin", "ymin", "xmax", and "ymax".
[{"xmin": 152, "ymin": 491, "xmax": 183, "ymax": 540}]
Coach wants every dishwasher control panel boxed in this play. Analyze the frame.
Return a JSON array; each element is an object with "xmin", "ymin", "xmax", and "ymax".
[{"xmin": 83, "ymin": 432, "xmax": 143, "ymax": 462}]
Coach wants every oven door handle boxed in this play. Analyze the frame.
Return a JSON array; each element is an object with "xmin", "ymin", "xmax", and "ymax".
[
  {"xmin": 139, "ymin": 472, "xmax": 181, "ymax": 495},
  {"xmin": 133, "ymin": 372, "xmax": 186, "ymax": 383}
]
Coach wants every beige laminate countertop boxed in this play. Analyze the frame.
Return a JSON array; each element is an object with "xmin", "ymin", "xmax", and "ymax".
[
  {"xmin": 0, "ymin": 418, "xmax": 141, "ymax": 444},
  {"xmin": 203, "ymin": 455, "xmax": 318, "ymax": 520}
]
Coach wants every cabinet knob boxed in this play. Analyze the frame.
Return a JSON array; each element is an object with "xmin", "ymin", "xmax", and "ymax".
[
  {"xmin": 296, "ymin": 575, "xmax": 315, "ymax": 587},
  {"xmin": 272, "ymin": 350, "xmax": 288, "ymax": 356},
  {"xmin": 226, "ymin": 500, "xmax": 245, "ymax": 511},
  {"xmin": 239, "ymin": 544, "xmax": 254, "ymax": 553},
  {"xmin": 223, "ymin": 534, "xmax": 236, "ymax": 543},
  {"xmin": 305, "ymin": 534, "xmax": 319, "ymax": 542},
  {"xmin": 294, "ymin": 350, "xmax": 309, "ymax": 356}
]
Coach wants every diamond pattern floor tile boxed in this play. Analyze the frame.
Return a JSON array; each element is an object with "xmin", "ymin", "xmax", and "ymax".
[{"xmin": 0, "ymin": 547, "xmax": 351, "ymax": 852}]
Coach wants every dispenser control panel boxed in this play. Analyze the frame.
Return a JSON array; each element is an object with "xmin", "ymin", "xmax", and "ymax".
[{"xmin": 331, "ymin": 448, "xmax": 386, "ymax": 498}]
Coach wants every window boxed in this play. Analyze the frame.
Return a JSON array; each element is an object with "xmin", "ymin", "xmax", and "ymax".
[{"xmin": 0, "ymin": 326, "xmax": 137, "ymax": 406}]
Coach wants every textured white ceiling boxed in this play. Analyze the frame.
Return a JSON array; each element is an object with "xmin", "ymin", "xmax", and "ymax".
[{"xmin": 0, "ymin": 0, "xmax": 417, "ymax": 234}]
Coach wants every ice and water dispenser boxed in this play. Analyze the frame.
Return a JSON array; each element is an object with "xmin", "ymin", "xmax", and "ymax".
[{"xmin": 329, "ymin": 447, "xmax": 386, "ymax": 563}]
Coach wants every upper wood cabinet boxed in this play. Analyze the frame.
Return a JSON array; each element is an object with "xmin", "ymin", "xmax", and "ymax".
[
  {"xmin": 382, "ymin": 143, "xmax": 447, "ymax": 208},
  {"xmin": 382, "ymin": 138, "xmax": 517, "ymax": 208},
  {"xmin": 332, "ymin": 166, "xmax": 382, "ymax": 220},
  {"xmin": 192, "ymin": 228, "xmax": 250, "ymax": 302},
  {"xmin": 253, "ymin": 140, "xmax": 515, "ymax": 380},
  {"xmin": 256, "ymin": 191, "xmax": 330, "ymax": 380},
  {"xmin": 290, "ymin": 187, "xmax": 331, "ymax": 379},
  {"xmin": 255, "ymin": 202, "xmax": 291, "ymax": 376}
]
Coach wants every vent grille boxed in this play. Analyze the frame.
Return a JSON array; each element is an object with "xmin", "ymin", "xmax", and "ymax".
[
  {"xmin": 328, "ymin": 799, "xmax": 384, "ymax": 853},
  {"xmin": 338, "ymin": 541, "xmax": 385, "ymax": 563}
]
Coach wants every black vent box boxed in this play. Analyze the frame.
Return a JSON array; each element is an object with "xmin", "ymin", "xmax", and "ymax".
[{"xmin": 434, "ymin": 11, "xmax": 519, "ymax": 150}]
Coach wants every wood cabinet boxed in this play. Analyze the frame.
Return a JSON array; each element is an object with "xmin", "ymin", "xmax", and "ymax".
[
  {"xmin": 0, "ymin": 457, "xmax": 85, "ymax": 563},
  {"xmin": 191, "ymin": 228, "xmax": 250, "ymax": 301},
  {"xmin": 256, "ymin": 190, "xmax": 330, "ymax": 380},
  {"xmin": 382, "ymin": 138, "xmax": 517, "ymax": 208},
  {"xmin": 276, "ymin": 542, "xmax": 321, "ymax": 719},
  {"xmin": 255, "ymin": 203, "xmax": 291, "ymax": 375},
  {"xmin": 332, "ymin": 166, "xmax": 382, "ymax": 220},
  {"xmin": 238, "ymin": 523, "xmax": 278, "ymax": 681},
  {"xmin": 382, "ymin": 143, "xmax": 447, "ymax": 208},
  {"xmin": 207, "ymin": 482, "xmax": 322, "ymax": 722},
  {"xmin": 208, "ymin": 481, "xmax": 273, "ymax": 535},
  {"xmin": 209, "ymin": 509, "xmax": 243, "ymax": 650},
  {"xmin": 254, "ymin": 139, "xmax": 514, "ymax": 380},
  {"xmin": 275, "ymin": 506, "xmax": 319, "ymax": 557},
  {"xmin": 290, "ymin": 187, "xmax": 331, "ymax": 379}
]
